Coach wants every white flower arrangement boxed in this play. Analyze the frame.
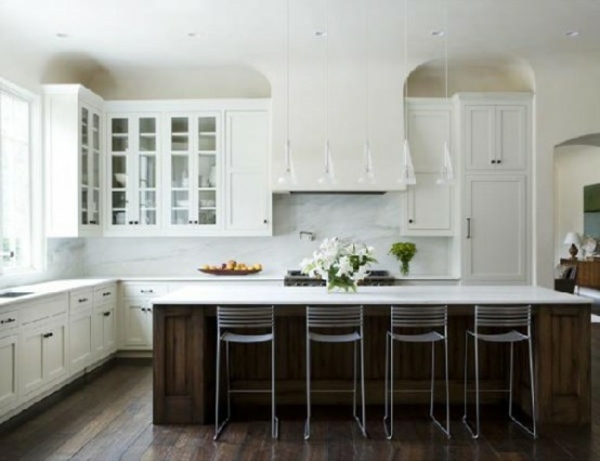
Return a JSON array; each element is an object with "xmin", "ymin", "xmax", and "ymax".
[{"xmin": 300, "ymin": 237, "xmax": 377, "ymax": 292}]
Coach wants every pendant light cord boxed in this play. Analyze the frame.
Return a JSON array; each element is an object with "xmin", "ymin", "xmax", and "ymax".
[
  {"xmin": 286, "ymin": 0, "xmax": 291, "ymax": 170},
  {"xmin": 403, "ymin": 0, "xmax": 409, "ymax": 141},
  {"xmin": 325, "ymin": 0, "xmax": 330, "ymax": 173}
]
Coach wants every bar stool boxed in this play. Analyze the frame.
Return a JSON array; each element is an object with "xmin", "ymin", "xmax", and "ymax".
[
  {"xmin": 214, "ymin": 305, "xmax": 278, "ymax": 440},
  {"xmin": 383, "ymin": 305, "xmax": 451, "ymax": 439},
  {"xmin": 304, "ymin": 305, "xmax": 367, "ymax": 439},
  {"xmin": 463, "ymin": 305, "xmax": 536, "ymax": 439}
]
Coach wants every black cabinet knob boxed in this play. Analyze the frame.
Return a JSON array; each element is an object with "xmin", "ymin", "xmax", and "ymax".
[
  {"xmin": 408, "ymin": 219, "xmax": 414, "ymax": 224},
  {"xmin": 497, "ymin": 159, "xmax": 502, "ymax": 164},
  {"xmin": 263, "ymin": 219, "xmax": 267, "ymax": 224}
]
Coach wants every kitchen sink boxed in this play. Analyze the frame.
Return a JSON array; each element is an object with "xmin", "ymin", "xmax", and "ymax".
[{"xmin": 0, "ymin": 291, "xmax": 33, "ymax": 298}]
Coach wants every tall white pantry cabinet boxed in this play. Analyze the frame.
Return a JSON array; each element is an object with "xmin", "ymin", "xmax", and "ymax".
[{"xmin": 457, "ymin": 93, "xmax": 532, "ymax": 284}]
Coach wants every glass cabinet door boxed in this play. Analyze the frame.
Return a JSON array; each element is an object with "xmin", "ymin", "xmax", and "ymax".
[
  {"xmin": 196, "ymin": 116, "xmax": 217, "ymax": 225},
  {"xmin": 80, "ymin": 107, "xmax": 90, "ymax": 226},
  {"xmin": 90, "ymin": 112, "xmax": 101, "ymax": 225},
  {"xmin": 138, "ymin": 117, "xmax": 158, "ymax": 226},
  {"xmin": 169, "ymin": 117, "xmax": 191, "ymax": 225},
  {"xmin": 167, "ymin": 114, "xmax": 219, "ymax": 228},
  {"xmin": 109, "ymin": 117, "xmax": 129, "ymax": 227}
]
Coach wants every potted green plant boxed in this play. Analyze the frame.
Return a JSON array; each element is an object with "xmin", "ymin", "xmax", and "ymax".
[{"xmin": 389, "ymin": 242, "xmax": 417, "ymax": 276}]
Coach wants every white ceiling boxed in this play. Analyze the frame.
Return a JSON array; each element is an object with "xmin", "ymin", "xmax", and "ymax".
[{"xmin": 1, "ymin": 0, "xmax": 600, "ymax": 75}]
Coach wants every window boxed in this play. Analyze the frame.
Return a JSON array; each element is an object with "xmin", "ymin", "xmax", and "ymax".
[{"xmin": 0, "ymin": 78, "xmax": 41, "ymax": 276}]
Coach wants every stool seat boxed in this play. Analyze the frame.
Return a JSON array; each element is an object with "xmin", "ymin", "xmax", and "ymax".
[
  {"xmin": 472, "ymin": 330, "xmax": 528, "ymax": 343},
  {"xmin": 221, "ymin": 332, "xmax": 274, "ymax": 343},
  {"xmin": 390, "ymin": 331, "xmax": 444, "ymax": 343},
  {"xmin": 309, "ymin": 331, "xmax": 361, "ymax": 343}
]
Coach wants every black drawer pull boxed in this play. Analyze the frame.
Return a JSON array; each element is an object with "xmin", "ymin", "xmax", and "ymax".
[
  {"xmin": 104, "ymin": 311, "xmax": 111, "ymax": 317},
  {"xmin": 43, "ymin": 332, "xmax": 54, "ymax": 339},
  {"xmin": 78, "ymin": 298, "xmax": 88, "ymax": 303},
  {"xmin": 140, "ymin": 289, "xmax": 154, "ymax": 294},
  {"xmin": 1, "ymin": 318, "xmax": 16, "ymax": 324},
  {"xmin": 103, "ymin": 291, "xmax": 111, "ymax": 296}
]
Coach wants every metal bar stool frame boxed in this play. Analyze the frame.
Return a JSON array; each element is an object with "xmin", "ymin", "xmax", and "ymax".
[
  {"xmin": 304, "ymin": 305, "xmax": 367, "ymax": 439},
  {"xmin": 214, "ymin": 305, "xmax": 279, "ymax": 440},
  {"xmin": 462, "ymin": 305, "xmax": 537, "ymax": 439},
  {"xmin": 383, "ymin": 305, "xmax": 451, "ymax": 439}
]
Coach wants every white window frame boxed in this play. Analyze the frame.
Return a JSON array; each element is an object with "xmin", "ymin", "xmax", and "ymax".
[{"xmin": 0, "ymin": 77, "xmax": 43, "ymax": 278}]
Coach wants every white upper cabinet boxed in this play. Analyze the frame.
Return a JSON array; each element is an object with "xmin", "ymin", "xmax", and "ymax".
[
  {"xmin": 402, "ymin": 99, "xmax": 454, "ymax": 236},
  {"xmin": 225, "ymin": 111, "xmax": 271, "ymax": 235},
  {"xmin": 105, "ymin": 113, "xmax": 161, "ymax": 235},
  {"xmin": 44, "ymin": 84, "xmax": 104, "ymax": 237},
  {"xmin": 164, "ymin": 112, "xmax": 221, "ymax": 232},
  {"xmin": 407, "ymin": 98, "xmax": 453, "ymax": 174},
  {"xmin": 459, "ymin": 93, "xmax": 531, "ymax": 172}
]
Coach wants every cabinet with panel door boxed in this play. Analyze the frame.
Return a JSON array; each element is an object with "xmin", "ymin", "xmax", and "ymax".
[
  {"xmin": 105, "ymin": 112, "xmax": 161, "ymax": 235},
  {"xmin": 0, "ymin": 308, "xmax": 19, "ymax": 415},
  {"xmin": 225, "ymin": 110, "xmax": 271, "ymax": 235},
  {"xmin": 68, "ymin": 288, "xmax": 94, "ymax": 374},
  {"xmin": 120, "ymin": 282, "xmax": 168, "ymax": 350},
  {"xmin": 459, "ymin": 93, "xmax": 531, "ymax": 172},
  {"xmin": 92, "ymin": 283, "xmax": 117, "ymax": 360},
  {"xmin": 401, "ymin": 98, "xmax": 454, "ymax": 236},
  {"xmin": 20, "ymin": 294, "xmax": 69, "ymax": 398},
  {"xmin": 44, "ymin": 84, "xmax": 103, "ymax": 237}
]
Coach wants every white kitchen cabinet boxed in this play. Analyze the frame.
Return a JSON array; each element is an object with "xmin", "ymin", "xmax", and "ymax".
[
  {"xmin": 407, "ymin": 98, "xmax": 453, "ymax": 174},
  {"xmin": 462, "ymin": 175, "xmax": 528, "ymax": 283},
  {"xmin": 68, "ymin": 289, "xmax": 93, "ymax": 373},
  {"xmin": 459, "ymin": 93, "xmax": 531, "ymax": 172},
  {"xmin": 105, "ymin": 113, "xmax": 161, "ymax": 235},
  {"xmin": 92, "ymin": 284, "xmax": 117, "ymax": 360},
  {"xmin": 0, "ymin": 309, "xmax": 19, "ymax": 414},
  {"xmin": 164, "ymin": 112, "xmax": 221, "ymax": 232},
  {"xmin": 120, "ymin": 283, "xmax": 167, "ymax": 350},
  {"xmin": 44, "ymin": 84, "xmax": 103, "ymax": 237},
  {"xmin": 225, "ymin": 111, "xmax": 272, "ymax": 235},
  {"xmin": 402, "ymin": 173, "xmax": 453, "ymax": 236},
  {"xmin": 21, "ymin": 315, "xmax": 68, "ymax": 398}
]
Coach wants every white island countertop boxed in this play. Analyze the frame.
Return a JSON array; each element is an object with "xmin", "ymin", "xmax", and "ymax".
[{"xmin": 153, "ymin": 285, "xmax": 591, "ymax": 306}]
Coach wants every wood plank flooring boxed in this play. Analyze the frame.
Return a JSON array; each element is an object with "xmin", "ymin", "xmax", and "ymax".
[{"xmin": 2, "ymin": 325, "xmax": 600, "ymax": 460}]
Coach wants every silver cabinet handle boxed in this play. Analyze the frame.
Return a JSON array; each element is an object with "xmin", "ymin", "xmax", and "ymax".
[{"xmin": 466, "ymin": 218, "xmax": 471, "ymax": 239}]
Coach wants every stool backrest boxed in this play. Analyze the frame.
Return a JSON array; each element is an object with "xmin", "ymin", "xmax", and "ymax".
[
  {"xmin": 306, "ymin": 305, "xmax": 363, "ymax": 328},
  {"xmin": 217, "ymin": 306, "xmax": 274, "ymax": 329},
  {"xmin": 474, "ymin": 305, "xmax": 532, "ymax": 329},
  {"xmin": 390, "ymin": 305, "xmax": 447, "ymax": 329}
]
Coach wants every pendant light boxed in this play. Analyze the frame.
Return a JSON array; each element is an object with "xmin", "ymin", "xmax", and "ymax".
[
  {"xmin": 277, "ymin": 0, "xmax": 297, "ymax": 185},
  {"xmin": 358, "ymin": 0, "xmax": 375, "ymax": 184},
  {"xmin": 318, "ymin": 0, "xmax": 336, "ymax": 185},
  {"xmin": 436, "ymin": 0, "xmax": 455, "ymax": 186},
  {"xmin": 398, "ymin": 0, "xmax": 416, "ymax": 186}
]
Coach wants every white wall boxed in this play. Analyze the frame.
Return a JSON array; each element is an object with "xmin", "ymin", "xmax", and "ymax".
[
  {"xmin": 530, "ymin": 55, "xmax": 600, "ymax": 286},
  {"xmin": 554, "ymin": 144, "xmax": 600, "ymax": 263},
  {"xmin": 83, "ymin": 193, "xmax": 452, "ymax": 278}
]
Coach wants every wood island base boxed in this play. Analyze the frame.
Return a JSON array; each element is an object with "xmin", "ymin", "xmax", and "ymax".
[{"xmin": 153, "ymin": 296, "xmax": 591, "ymax": 431}]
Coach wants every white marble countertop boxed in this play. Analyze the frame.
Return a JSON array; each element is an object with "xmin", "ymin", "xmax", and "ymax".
[
  {"xmin": 153, "ymin": 285, "xmax": 591, "ymax": 306},
  {"xmin": 0, "ymin": 278, "xmax": 116, "ymax": 308}
]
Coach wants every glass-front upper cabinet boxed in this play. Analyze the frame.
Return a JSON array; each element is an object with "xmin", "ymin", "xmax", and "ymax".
[
  {"xmin": 80, "ymin": 106, "xmax": 102, "ymax": 227},
  {"xmin": 167, "ymin": 113, "xmax": 220, "ymax": 230},
  {"xmin": 107, "ymin": 114, "xmax": 160, "ymax": 233}
]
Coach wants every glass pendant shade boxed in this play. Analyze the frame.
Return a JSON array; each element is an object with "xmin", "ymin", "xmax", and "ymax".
[
  {"xmin": 436, "ymin": 141, "xmax": 455, "ymax": 185},
  {"xmin": 318, "ymin": 141, "xmax": 336, "ymax": 184},
  {"xmin": 398, "ymin": 139, "xmax": 416, "ymax": 185},
  {"xmin": 277, "ymin": 139, "xmax": 297, "ymax": 184},
  {"xmin": 357, "ymin": 141, "xmax": 376, "ymax": 184}
]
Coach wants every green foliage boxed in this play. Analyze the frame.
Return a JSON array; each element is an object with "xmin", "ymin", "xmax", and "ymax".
[{"xmin": 389, "ymin": 242, "xmax": 417, "ymax": 263}]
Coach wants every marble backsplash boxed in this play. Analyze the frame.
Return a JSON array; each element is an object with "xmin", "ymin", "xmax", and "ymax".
[{"xmin": 82, "ymin": 193, "xmax": 454, "ymax": 278}]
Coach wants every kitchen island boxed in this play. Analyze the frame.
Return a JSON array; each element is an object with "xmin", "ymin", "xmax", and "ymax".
[{"xmin": 152, "ymin": 285, "xmax": 591, "ymax": 429}]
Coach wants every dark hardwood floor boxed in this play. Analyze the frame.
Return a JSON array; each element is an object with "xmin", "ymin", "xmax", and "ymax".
[{"xmin": 2, "ymin": 325, "xmax": 600, "ymax": 460}]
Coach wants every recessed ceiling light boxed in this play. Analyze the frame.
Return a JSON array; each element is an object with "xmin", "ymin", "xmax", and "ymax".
[
  {"xmin": 55, "ymin": 33, "xmax": 69, "ymax": 38},
  {"xmin": 187, "ymin": 32, "xmax": 198, "ymax": 38},
  {"xmin": 431, "ymin": 30, "xmax": 445, "ymax": 38},
  {"xmin": 314, "ymin": 30, "xmax": 327, "ymax": 38},
  {"xmin": 565, "ymin": 30, "xmax": 580, "ymax": 38}
]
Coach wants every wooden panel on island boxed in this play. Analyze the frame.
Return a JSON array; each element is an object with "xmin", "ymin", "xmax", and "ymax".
[{"xmin": 152, "ymin": 286, "xmax": 591, "ymax": 431}]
